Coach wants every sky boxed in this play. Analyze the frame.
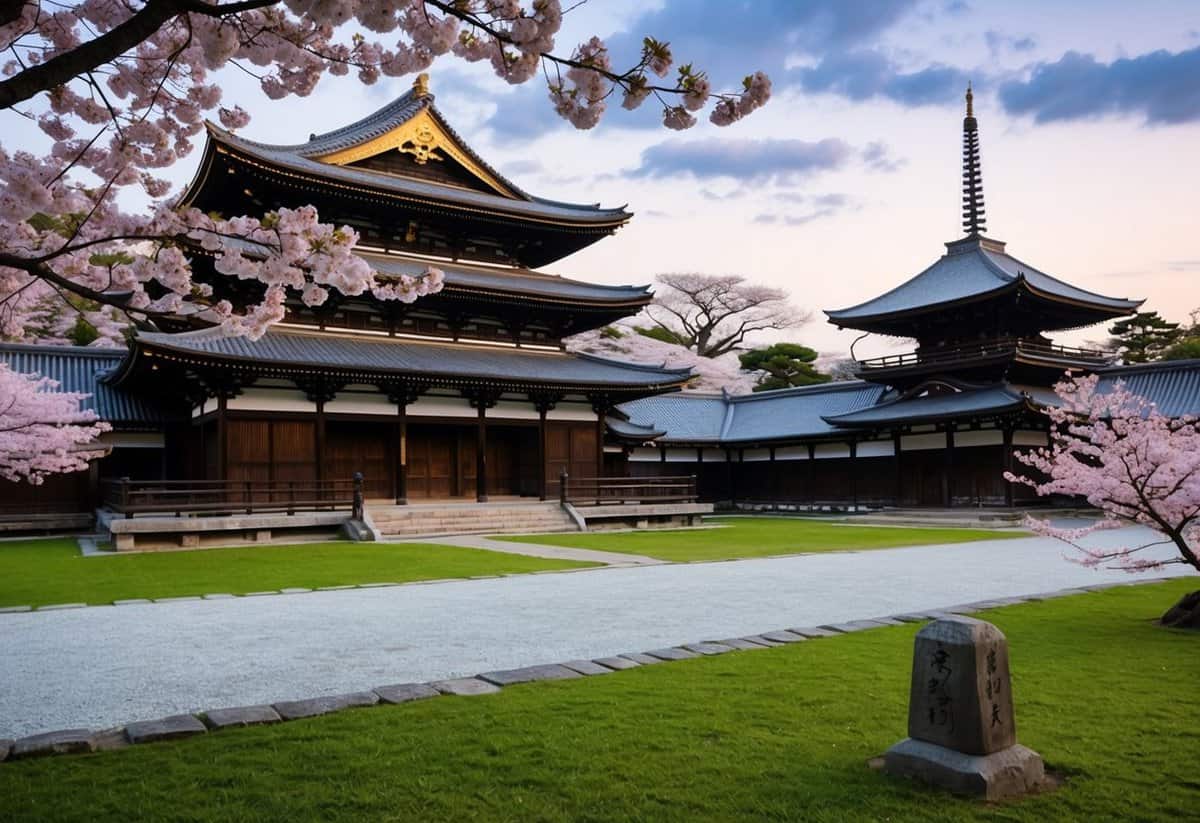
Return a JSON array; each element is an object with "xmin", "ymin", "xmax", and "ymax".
[{"xmin": 13, "ymin": 0, "xmax": 1200, "ymax": 359}]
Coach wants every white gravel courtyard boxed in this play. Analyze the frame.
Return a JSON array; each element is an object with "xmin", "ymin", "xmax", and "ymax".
[{"xmin": 0, "ymin": 525, "xmax": 1189, "ymax": 738}]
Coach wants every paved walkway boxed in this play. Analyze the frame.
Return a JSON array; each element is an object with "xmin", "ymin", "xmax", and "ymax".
[
  {"xmin": 0, "ymin": 526, "xmax": 1188, "ymax": 737},
  {"xmin": 413, "ymin": 534, "xmax": 664, "ymax": 566}
]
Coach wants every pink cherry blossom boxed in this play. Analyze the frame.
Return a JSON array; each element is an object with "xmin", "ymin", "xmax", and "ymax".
[
  {"xmin": 1006, "ymin": 373, "xmax": 1200, "ymax": 574},
  {"xmin": 0, "ymin": 363, "xmax": 109, "ymax": 483}
]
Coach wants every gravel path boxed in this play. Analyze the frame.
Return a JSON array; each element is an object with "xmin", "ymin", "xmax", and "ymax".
[
  {"xmin": 412, "ymin": 534, "xmax": 665, "ymax": 566},
  {"xmin": 0, "ymin": 526, "xmax": 1188, "ymax": 738}
]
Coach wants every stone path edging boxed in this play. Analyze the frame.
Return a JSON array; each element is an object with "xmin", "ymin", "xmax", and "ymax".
[{"xmin": 0, "ymin": 576, "xmax": 1174, "ymax": 765}]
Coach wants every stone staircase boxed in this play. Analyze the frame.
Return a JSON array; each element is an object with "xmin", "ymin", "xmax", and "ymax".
[{"xmin": 368, "ymin": 500, "xmax": 578, "ymax": 539}]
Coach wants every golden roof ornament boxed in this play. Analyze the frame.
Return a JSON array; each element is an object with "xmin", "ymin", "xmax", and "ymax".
[
  {"xmin": 965, "ymin": 82, "xmax": 974, "ymax": 118},
  {"xmin": 413, "ymin": 73, "xmax": 431, "ymax": 98}
]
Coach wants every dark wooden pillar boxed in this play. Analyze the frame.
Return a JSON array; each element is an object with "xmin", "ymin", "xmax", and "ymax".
[
  {"xmin": 893, "ymin": 432, "xmax": 903, "ymax": 506},
  {"xmin": 315, "ymin": 399, "xmax": 326, "ymax": 484},
  {"xmin": 530, "ymin": 393, "xmax": 559, "ymax": 501},
  {"xmin": 806, "ymin": 443, "xmax": 816, "ymax": 509},
  {"xmin": 726, "ymin": 449, "xmax": 736, "ymax": 506},
  {"xmin": 589, "ymin": 394, "xmax": 610, "ymax": 479},
  {"xmin": 1003, "ymin": 426, "xmax": 1015, "ymax": 507},
  {"xmin": 466, "ymin": 389, "xmax": 498, "ymax": 503},
  {"xmin": 395, "ymin": 403, "xmax": 408, "ymax": 504},
  {"xmin": 475, "ymin": 403, "xmax": 488, "ymax": 502},
  {"xmin": 769, "ymin": 446, "xmax": 779, "ymax": 503},
  {"xmin": 849, "ymin": 441, "xmax": 859, "ymax": 510},
  {"xmin": 216, "ymin": 393, "xmax": 228, "ymax": 480},
  {"xmin": 942, "ymin": 427, "xmax": 954, "ymax": 508}
]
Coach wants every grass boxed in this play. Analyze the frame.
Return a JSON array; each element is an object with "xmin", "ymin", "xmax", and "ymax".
[
  {"xmin": 0, "ymin": 539, "xmax": 594, "ymax": 608},
  {"xmin": 493, "ymin": 516, "xmax": 1029, "ymax": 562},
  {"xmin": 2, "ymin": 579, "xmax": 1196, "ymax": 822}
]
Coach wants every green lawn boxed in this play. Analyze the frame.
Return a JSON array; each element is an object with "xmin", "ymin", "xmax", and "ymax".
[
  {"xmin": 0, "ymin": 539, "xmax": 594, "ymax": 608},
  {"xmin": 2, "ymin": 580, "xmax": 1196, "ymax": 822},
  {"xmin": 494, "ymin": 516, "xmax": 1029, "ymax": 562}
]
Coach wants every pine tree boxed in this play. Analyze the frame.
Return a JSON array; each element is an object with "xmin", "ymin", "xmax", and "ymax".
[
  {"xmin": 739, "ymin": 343, "xmax": 831, "ymax": 392},
  {"xmin": 1107, "ymin": 311, "xmax": 1182, "ymax": 363}
]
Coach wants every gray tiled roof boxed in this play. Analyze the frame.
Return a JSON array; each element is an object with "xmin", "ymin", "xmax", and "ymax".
[
  {"xmin": 206, "ymin": 89, "xmax": 629, "ymax": 225},
  {"xmin": 135, "ymin": 328, "xmax": 690, "ymax": 390},
  {"xmin": 1097, "ymin": 359, "xmax": 1200, "ymax": 417},
  {"xmin": 826, "ymin": 235, "xmax": 1141, "ymax": 324},
  {"xmin": 619, "ymin": 382, "xmax": 886, "ymax": 443},
  {"xmin": 362, "ymin": 252, "xmax": 651, "ymax": 304},
  {"xmin": 605, "ymin": 416, "xmax": 665, "ymax": 441},
  {"xmin": 822, "ymin": 384, "xmax": 1026, "ymax": 427},
  {"xmin": 0, "ymin": 343, "xmax": 168, "ymax": 426}
]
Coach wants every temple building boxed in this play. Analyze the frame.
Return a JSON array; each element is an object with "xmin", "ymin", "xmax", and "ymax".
[
  {"xmin": 1, "ymin": 75, "xmax": 689, "ymax": 523},
  {"xmin": 616, "ymin": 89, "xmax": 1200, "ymax": 509}
]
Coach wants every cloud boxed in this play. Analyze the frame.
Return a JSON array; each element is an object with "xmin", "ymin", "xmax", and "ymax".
[
  {"xmin": 753, "ymin": 195, "xmax": 853, "ymax": 227},
  {"xmin": 998, "ymin": 47, "xmax": 1200, "ymax": 125},
  {"xmin": 483, "ymin": 0, "xmax": 924, "ymax": 138},
  {"xmin": 984, "ymin": 30, "xmax": 1036, "ymax": 56},
  {"xmin": 1167, "ymin": 260, "xmax": 1200, "ymax": 272},
  {"xmin": 861, "ymin": 140, "xmax": 906, "ymax": 172},
  {"xmin": 795, "ymin": 50, "xmax": 971, "ymax": 106},
  {"xmin": 626, "ymin": 137, "xmax": 855, "ymax": 184}
]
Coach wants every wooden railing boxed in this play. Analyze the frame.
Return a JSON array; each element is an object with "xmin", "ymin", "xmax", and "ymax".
[
  {"xmin": 101, "ymin": 475, "xmax": 363, "ymax": 518},
  {"xmin": 559, "ymin": 472, "xmax": 697, "ymax": 506},
  {"xmin": 855, "ymin": 339, "xmax": 1112, "ymax": 372}
]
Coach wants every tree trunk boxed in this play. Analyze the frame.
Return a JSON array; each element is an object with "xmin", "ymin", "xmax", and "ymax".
[{"xmin": 1160, "ymin": 590, "xmax": 1200, "ymax": 629}]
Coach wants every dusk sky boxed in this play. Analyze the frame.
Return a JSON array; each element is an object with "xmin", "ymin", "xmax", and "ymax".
[{"xmin": 17, "ymin": 0, "xmax": 1198, "ymax": 359}]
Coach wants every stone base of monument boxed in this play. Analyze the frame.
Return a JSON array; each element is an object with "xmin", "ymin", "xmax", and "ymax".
[{"xmin": 883, "ymin": 737, "xmax": 1045, "ymax": 801}]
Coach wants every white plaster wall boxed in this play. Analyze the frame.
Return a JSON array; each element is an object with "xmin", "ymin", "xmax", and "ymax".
[
  {"xmin": 628, "ymin": 447, "xmax": 661, "ymax": 463},
  {"xmin": 1014, "ymin": 430, "xmax": 1049, "ymax": 447},
  {"xmin": 664, "ymin": 448, "xmax": 698, "ymax": 463},
  {"xmin": 408, "ymin": 395, "xmax": 475, "ymax": 419},
  {"xmin": 814, "ymin": 443, "xmax": 851, "ymax": 460},
  {"xmin": 901, "ymin": 433, "xmax": 947, "ymax": 451},
  {"xmin": 775, "ymin": 446, "xmax": 809, "ymax": 461},
  {"xmin": 954, "ymin": 430, "xmax": 1004, "ymax": 448},
  {"xmin": 191, "ymin": 397, "xmax": 219, "ymax": 418},
  {"xmin": 227, "ymin": 388, "xmax": 315, "ymax": 414},
  {"xmin": 489, "ymin": 400, "xmax": 540, "ymax": 421},
  {"xmin": 702, "ymin": 448, "xmax": 727, "ymax": 463},
  {"xmin": 742, "ymin": 448, "xmax": 771, "ymax": 462},
  {"xmin": 857, "ymin": 440, "xmax": 895, "ymax": 458},
  {"xmin": 546, "ymin": 404, "xmax": 597, "ymax": 422},
  {"xmin": 326, "ymin": 391, "xmax": 397, "ymax": 416}
]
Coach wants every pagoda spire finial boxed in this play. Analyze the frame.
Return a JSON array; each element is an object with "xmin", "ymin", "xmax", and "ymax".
[
  {"xmin": 413, "ymin": 72, "xmax": 431, "ymax": 98},
  {"xmin": 961, "ymin": 83, "xmax": 986, "ymax": 236}
]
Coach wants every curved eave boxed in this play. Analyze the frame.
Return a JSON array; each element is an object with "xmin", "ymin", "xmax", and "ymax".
[
  {"xmin": 827, "ymin": 277, "xmax": 1137, "ymax": 333},
  {"xmin": 190, "ymin": 130, "xmax": 631, "ymax": 231},
  {"xmin": 126, "ymin": 340, "xmax": 690, "ymax": 396},
  {"xmin": 820, "ymin": 392, "xmax": 1031, "ymax": 429}
]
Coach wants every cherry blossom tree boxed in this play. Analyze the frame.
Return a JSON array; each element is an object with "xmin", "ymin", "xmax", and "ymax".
[
  {"xmin": 1, "ymin": 0, "xmax": 771, "ymax": 479},
  {"xmin": 0, "ymin": 362, "xmax": 109, "ymax": 483},
  {"xmin": 1006, "ymin": 373, "xmax": 1199, "ymax": 627},
  {"xmin": 567, "ymin": 323, "xmax": 756, "ymax": 394},
  {"xmin": 644, "ymin": 273, "xmax": 807, "ymax": 359}
]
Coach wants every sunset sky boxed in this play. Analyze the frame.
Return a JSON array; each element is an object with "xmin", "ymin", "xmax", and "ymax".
[{"xmin": 15, "ymin": 0, "xmax": 1198, "ymax": 359}]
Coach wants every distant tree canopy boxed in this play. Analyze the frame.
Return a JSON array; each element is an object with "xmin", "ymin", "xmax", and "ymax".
[
  {"xmin": 634, "ymin": 325, "xmax": 688, "ymax": 346},
  {"xmin": 644, "ymin": 273, "xmax": 807, "ymax": 358},
  {"xmin": 1162, "ymin": 337, "xmax": 1200, "ymax": 361},
  {"xmin": 739, "ymin": 343, "xmax": 831, "ymax": 392},
  {"xmin": 1108, "ymin": 311, "xmax": 1182, "ymax": 363}
]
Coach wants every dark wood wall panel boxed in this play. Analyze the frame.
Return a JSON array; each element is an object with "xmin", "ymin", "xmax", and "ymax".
[{"xmin": 326, "ymin": 421, "xmax": 392, "ymax": 497}]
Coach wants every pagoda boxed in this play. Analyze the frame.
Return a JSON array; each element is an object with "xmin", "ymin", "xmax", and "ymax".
[
  {"xmin": 107, "ymin": 75, "xmax": 690, "ymax": 504},
  {"xmin": 827, "ymin": 86, "xmax": 1140, "ymax": 394}
]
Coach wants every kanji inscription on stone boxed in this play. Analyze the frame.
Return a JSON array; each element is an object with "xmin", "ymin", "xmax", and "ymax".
[{"xmin": 906, "ymin": 616, "xmax": 1016, "ymax": 756}]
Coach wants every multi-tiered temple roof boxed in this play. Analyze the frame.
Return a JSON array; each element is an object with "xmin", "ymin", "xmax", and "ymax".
[
  {"xmin": 827, "ymin": 88, "xmax": 1140, "ymax": 390},
  {"xmin": 184, "ymin": 74, "xmax": 630, "ymax": 267}
]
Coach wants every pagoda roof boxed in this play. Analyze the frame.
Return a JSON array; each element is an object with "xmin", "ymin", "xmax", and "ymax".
[
  {"xmin": 192, "ymin": 83, "xmax": 630, "ymax": 229},
  {"xmin": 1096, "ymin": 358, "xmax": 1200, "ymax": 417},
  {"xmin": 821, "ymin": 381, "xmax": 1029, "ymax": 428},
  {"xmin": 120, "ymin": 327, "xmax": 691, "ymax": 394},
  {"xmin": 826, "ymin": 235, "xmax": 1142, "ymax": 331},
  {"xmin": 362, "ymin": 251, "xmax": 651, "ymax": 307}
]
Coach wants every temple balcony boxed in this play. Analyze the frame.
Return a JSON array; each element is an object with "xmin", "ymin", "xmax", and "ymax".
[{"xmin": 853, "ymin": 338, "xmax": 1115, "ymax": 389}]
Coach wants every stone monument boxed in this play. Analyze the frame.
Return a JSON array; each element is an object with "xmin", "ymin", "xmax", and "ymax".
[{"xmin": 883, "ymin": 616, "xmax": 1044, "ymax": 800}]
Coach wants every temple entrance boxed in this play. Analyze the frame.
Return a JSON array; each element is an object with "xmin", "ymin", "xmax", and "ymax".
[{"xmin": 406, "ymin": 422, "xmax": 539, "ymax": 500}]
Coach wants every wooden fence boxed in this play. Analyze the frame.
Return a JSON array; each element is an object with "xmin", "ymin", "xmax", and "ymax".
[
  {"xmin": 559, "ymin": 473, "xmax": 697, "ymax": 506},
  {"xmin": 100, "ymin": 475, "xmax": 363, "ymax": 518}
]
